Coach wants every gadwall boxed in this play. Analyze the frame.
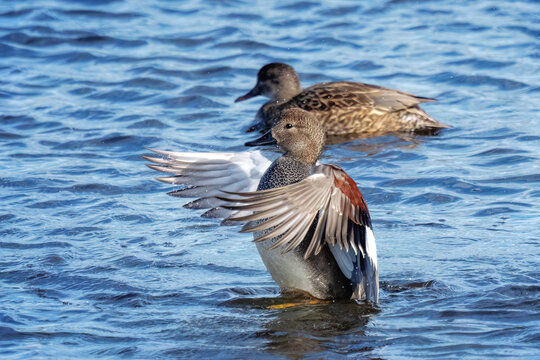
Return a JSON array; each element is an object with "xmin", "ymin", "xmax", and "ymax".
[
  {"xmin": 144, "ymin": 108, "xmax": 378, "ymax": 302},
  {"xmin": 236, "ymin": 63, "xmax": 449, "ymax": 141}
]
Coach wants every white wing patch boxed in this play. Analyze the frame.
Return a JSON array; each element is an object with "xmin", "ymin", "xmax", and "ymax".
[
  {"xmin": 365, "ymin": 226, "xmax": 378, "ymax": 272},
  {"xmin": 143, "ymin": 149, "xmax": 275, "ymax": 218}
]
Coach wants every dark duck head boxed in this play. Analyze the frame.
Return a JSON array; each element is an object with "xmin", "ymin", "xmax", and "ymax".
[{"xmin": 235, "ymin": 63, "xmax": 302, "ymax": 103}]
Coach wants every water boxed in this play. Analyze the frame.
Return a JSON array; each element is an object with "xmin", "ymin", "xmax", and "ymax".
[{"xmin": 1, "ymin": 0, "xmax": 539, "ymax": 358}]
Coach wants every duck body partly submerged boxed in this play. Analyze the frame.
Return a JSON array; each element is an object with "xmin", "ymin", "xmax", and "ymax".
[
  {"xmin": 145, "ymin": 108, "xmax": 379, "ymax": 302},
  {"xmin": 237, "ymin": 63, "xmax": 450, "ymax": 138}
]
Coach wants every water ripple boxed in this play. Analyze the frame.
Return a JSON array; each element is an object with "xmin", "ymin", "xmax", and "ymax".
[{"xmin": 1, "ymin": 0, "xmax": 539, "ymax": 359}]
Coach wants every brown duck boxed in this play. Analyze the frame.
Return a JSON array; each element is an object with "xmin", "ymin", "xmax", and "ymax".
[{"xmin": 236, "ymin": 63, "xmax": 450, "ymax": 141}]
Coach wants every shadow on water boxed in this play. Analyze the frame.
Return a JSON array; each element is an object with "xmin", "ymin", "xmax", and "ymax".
[
  {"xmin": 382, "ymin": 279, "xmax": 439, "ymax": 293},
  {"xmin": 327, "ymin": 127, "xmax": 446, "ymax": 147},
  {"xmin": 337, "ymin": 135, "xmax": 421, "ymax": 155},
  {"xmin": 222, "ymin": 295, "xmax": 379, "ymax": 359},
  {"xmin": 217, "ymin": 279, "xmax": 443, "ymax": 358},
  {"xmin": 326, "ymin": 128, "xmax": 451, "ymax": 156}
]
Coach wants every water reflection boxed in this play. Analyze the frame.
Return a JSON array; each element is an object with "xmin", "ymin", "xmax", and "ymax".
[
  {"xmin": 337, "ymin": 135, "xmax": 421, "ymax": 155},
  {"xmin": 224, "ymin": 296, "xmax": 378, "ymax": 358}
]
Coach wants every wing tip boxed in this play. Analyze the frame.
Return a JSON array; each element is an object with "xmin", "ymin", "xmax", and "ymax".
[
  {"xmin": 417, "ymin": 96, "xmax": 437, "ymax": 103},
  {"xmin": 156, "ymin": 176, "xmax": 177, "ymax": 184}
]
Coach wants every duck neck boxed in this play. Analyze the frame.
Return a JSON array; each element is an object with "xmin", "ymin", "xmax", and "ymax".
[
  {"xmin": 274, "ymin": 82, "xmax": 302, "ymax": 102},
  {"xmin": 257, "ymin": 155, "xmax": 313, "ymax": 191},
  {"xmin": 283, "ymin": 150, "xmax": 319, "ymax": 167}
]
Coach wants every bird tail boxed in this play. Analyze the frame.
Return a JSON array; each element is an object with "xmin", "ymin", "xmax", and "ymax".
[
  {"xmin": 399, "ymin": 107, "xmax": 451, "ymax": 130},
  {"xmin": 351, "ymin": 226, "xmax": 379, "ymax": 303}
]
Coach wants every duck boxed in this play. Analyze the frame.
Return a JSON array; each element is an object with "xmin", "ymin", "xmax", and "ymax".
[
  {"xmin": 144, "ymin": 108, "xmax": 378, "ymax": 302},
  {"xmin": 236, "ymin": 63, "xmax": 449, "ymax": 142}
]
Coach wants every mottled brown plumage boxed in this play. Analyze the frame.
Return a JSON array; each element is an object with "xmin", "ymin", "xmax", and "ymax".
[{"xmin": 236, "ymin": 63, "xmax": 450, "ymax": 139}]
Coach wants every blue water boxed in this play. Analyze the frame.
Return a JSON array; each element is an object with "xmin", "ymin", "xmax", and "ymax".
[{"xmin": 1, "ymin": 0, "xmax": 539, "ymax": 358}]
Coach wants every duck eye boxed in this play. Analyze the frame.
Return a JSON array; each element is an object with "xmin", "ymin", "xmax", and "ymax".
[{"xmin": 285, "ymin": 123, "xmax": 293, "ymax": 129}]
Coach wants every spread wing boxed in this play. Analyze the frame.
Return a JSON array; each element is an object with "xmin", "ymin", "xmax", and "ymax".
[
  {"xmin": 219, "ymin": 163, "xmax": 379, "ymax": 302},
  {"xmin": 297, "ymin": 81, "xmax": 435, "ymax": 112},
  {"xmin": 143, "ymin": 148, "xmax": 275, "ymax": 219}
]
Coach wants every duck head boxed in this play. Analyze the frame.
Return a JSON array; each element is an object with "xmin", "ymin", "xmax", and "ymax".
[
  {"xmin": 235, "ymin": 63, "xmax": 302, "ymax": 103},
  {"xmin": 272, "ymin": 108, "xmax": 325, "ymax": 165}
]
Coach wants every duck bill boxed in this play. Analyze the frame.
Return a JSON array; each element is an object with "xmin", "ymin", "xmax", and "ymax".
[
  {"xmin": 244, "ymin": 130, "xmax": 276, "ymax": 146},
  {"xmin": 235, "ymin": 86, "xmax": 260, "ymax": 102}
]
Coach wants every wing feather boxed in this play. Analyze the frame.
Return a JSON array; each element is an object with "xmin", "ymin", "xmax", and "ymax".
[
  {"xmin": 144, "ymin": 148, "xmax": 275, "ymax": 217},
  {"xmin": 240, "ymin": 208, "xmax": 293, "ymax": 234},
  {"xmin": 280, "ymin": 215, "xmax": 317, "ymax": 253},
  {"xmin": 251, "ymin": 211, "xmax": 305, "ymax": 243},
  {"xmin": 305, "ymin": 195, "xmax": 331, "ymax": 258},
  {"xmin": 300, "ymin": 81, "xmax": 435, "ymax": 111}
]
